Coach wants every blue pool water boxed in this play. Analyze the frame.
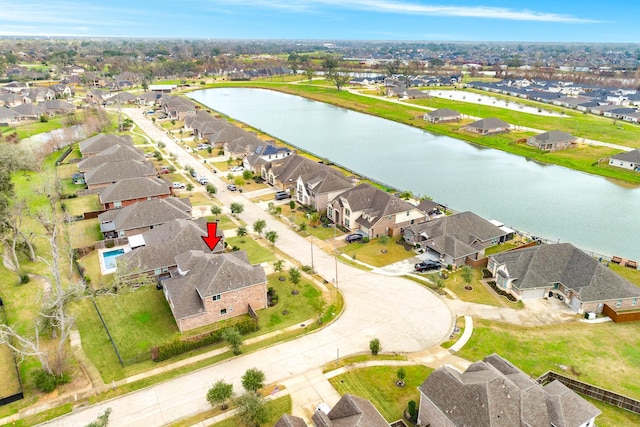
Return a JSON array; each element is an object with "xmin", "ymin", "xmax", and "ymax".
[{"xmin": 102, "ymin": 248, "xmax": 125, "ymax": 270}]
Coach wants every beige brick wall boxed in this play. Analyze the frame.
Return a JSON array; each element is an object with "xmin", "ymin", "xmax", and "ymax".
[
  {"xmin": 582, "ymin": 297, "xmax": 639, "ymax": 314},
  {"xmin": 178, "ymin": 282, "xmax": 267, "ymax": 332}
]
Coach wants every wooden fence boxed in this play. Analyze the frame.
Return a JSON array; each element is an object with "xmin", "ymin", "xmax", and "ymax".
[
  {"xmin": 537, "ymin": 371, "xmax": 640, "ymax": 415},
  {"xmin": 602, "ymin": 304, "xmax": 640, "ymax": 323}
]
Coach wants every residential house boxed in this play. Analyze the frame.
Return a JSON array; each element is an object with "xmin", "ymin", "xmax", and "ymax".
[
  {"xmin": 0, "ymin": 108, "xmax": 21, "ymax": 126},
  {"xmin": 161, "ymin": 96, "xmax": 197, "ymax": 120},
  {"xmin": 78, "ymin": 134, "xmax": 134, "ymax": 158},
  {"xmin": 418, "ymin": 354, "xmax": 600, "ymax": 427},
  {"xmin": 136, "ymin": 91, "xmax": 164, "ymax": 106},
  {"xmin": 311, "ymin": 394, "xmax": 389, "ymax": 427},
  {"xmin": 243, "ymin": 143, "xmax": 293, "ymax": 172},
  {"xmin": 99, "ymin": 197, "xmax": 192, "ymax": 238},
  {"xmin": 97, "ymin": 176, "xmax": 172, "ymax": 210},
  {"xmin": 328, "ymin": 183, "xmax": 425, "ymax": 238},
  {"xmin": 116, "ymin": 218, "xmax": 224, "ymax": 281},
  {"xmin": 163, "ymin": 250, "xmax": 267, "ymax": 332},
  {"xmin": 223, "ymin": 132, "xmax": 265, "ymax": 158},
  {"xmin": 41, "ymin": 100, "xmax": 75, "ymax": 115},
  {"xmin": 405, "ymin": 88, "xmax": 429, "ymax": 99},
  {"xmin": 274, "ymin": 414, "xmax": 307, "ymax": 427},
  {"xmin": 403, "ymin": 211, "xmax": 510, "ymax": 266},
  {"xmin": 487, "ymin": 243, "xmax": 640, "ymax": 314},
  {"xmin": 84, "ymin": 160, "xmax": 157, "ymax": 190},
  {"xmin": 106, "ymin": 91, "xmax": 137, "ymax": 105},
  {"xmin": 296, "ymin": 169, "xmax": 353, "ymax": 212},
  {"xmin": 49, "ymin": 84, "xmax": 73, "ymax": 98},
  {"xmin": 527, "ymin": 130, "xmax": 576, "ymax": 152},
  {"xmin": 463, "ymin": 118, "xmax": 510, "ymax": 135},
  {"xmin": 11, "ymin": 103, "xmax": 44, "ymax": 120},
  {"xmin": 262, "ymin": 154, "xmax": 327, "ymax": 190},
  {"xmin": 2, "ymin": 81, "xmax": 29, "ymax": 93},
  {"xmin": 0, "ymin": 93, "xmax": 23, "ymax": 107},
  {"xmin": 76, "ymin": 144, "xmax": 146, "ymax": 172},
  {"xmin": 609, "ymin": 148, "xmax": 640, "ymax": 171},
  {"xmin": 415, "ymin": 199, "xmax": 446, "ymax": 219},
  {"xmin": 423, "ymin": 108, "xmax": 461, "ymax": 124}
]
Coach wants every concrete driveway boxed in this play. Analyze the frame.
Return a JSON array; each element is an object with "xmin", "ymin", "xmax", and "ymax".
[{"xmin": 38, "ymin": 110, "xmax": 454, "ymax": 426}]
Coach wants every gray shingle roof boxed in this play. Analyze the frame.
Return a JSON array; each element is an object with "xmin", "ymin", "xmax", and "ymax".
[
  {"xmin": 425, "ymin": 108, "xmax": 461, "ymax": 119},
  {"xmin": 163, "ymin": 250, "xmax": 266, "ymax": 320},
  {"xmin": 406, "ymin": 211, "xmax": 507, "ymax": 255},
  {"xmin": 419, "ymin": 354, "xmax": 600, "ymax": 427},
  {"xmin": 334, "ymin": 183, "xmax": 416, "ymax": 220},
  {"xmin": 311, "ymin": 394, "xmax": 389, "ymax": 427},
  {"xmin": 98, "ymin": 176, "xmax": 171, "ymax": 204},
  {"xmin": 611, "ymin": 148, "xmax": 640, "ymax": 163},
  {"xmin": 270, "ymin": 154, "xmax": 327, "ymax": 185},
  {"xmin": 98, "ymin": 198, "xmax": 191, "ymax": 232},
  {"xmin": 117, "ymin": 218, "xmax": 223, "ymax": 274},
  {"xmin": 84, "ymin": 159, "xmax": 157, "ymax": 186},
  {"xmin": 79, "ymin": 134, "xmax": 133, "ymax": 156},
  {"xmin": 274, "ymin": 414, "xmax": 307, "ymax": 427},
  {"xmin": 77, "ymin": 144, "xmax": 145, "ymax": 171},
  {"xmin": 531, "ymin": 130, "xmax": 574, "ymax": 144},
  {"xmin": 490, "ymin": 243, "xmax": 640, "ymax": 302},
  {"xmin": 466, "ymin": 117, "xmax": 510, "ymax": 131}
]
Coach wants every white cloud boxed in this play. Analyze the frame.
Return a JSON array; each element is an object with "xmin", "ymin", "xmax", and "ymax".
[{"xmin": 210, "ymin": 0, "xmax": 599, "ymax": 23}]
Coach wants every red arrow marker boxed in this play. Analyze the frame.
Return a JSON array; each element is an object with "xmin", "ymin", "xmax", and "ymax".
[{"xmin": 202, "ymin": 222, "xmax": 222, "ymax": 251}]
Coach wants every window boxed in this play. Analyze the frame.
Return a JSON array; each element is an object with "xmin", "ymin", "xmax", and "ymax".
[
  {"xmin": 345, "ymin": 208, "xmax": 350, "ymax": 217},
  {"xmin": 615, "ymin": 299, "xmax": 622, "ymax": 308},
  {"xmin": 212, "ymin": 294, "xmax": 221, "ymax": 302},
  {"xmin": 632, "ymin": 298, "xmax": 637, "ymax": 306},
  {"xmin": 220, "ymin": 308, "xmax": 227, "ymax": 315},
  {"xmin": 328, "ymin": 207, "xmax": 333, "ymax": 219}
]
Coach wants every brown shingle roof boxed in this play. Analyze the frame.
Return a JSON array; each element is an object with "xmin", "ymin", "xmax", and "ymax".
[
  {"xmin": 84, "ymin": 159, "xmax": 157, "ymax": 186},
  {"xmin": 98, "ymin": 198, "xmax": 192, "ymax": 232}
]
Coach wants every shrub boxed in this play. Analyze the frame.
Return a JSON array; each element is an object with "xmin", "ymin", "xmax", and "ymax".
[
  {"xmin": 33, "ymin": 369, "xmax": 70, "ymax": 393},
  {"xmin": 18, "ymin": 271, "xmax": 30, "ymax": 284},
  {"xmin": 369, "ymin": 338, "xmax": 381, "ymax": 355},
  {"xmin": 301, "ymin": 265, "xmax": 313, "ymax": 274},
  {"xmin": 406, "ymin": 400, "xmax": 418, "ymax": 423},
  {"xmin": 362, "ymin": 236, "xmax": 369, "ymax": 243}
]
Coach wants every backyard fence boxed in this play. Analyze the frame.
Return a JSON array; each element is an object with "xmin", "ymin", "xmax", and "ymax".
[
  {"xmin": 602, "ymin": 304, "xmax": 640, "ymax": 323},
  {"xmin": 90, "ymin": 297, "xmax": 125, "ymax": 367},
  {"xmin": 537, "ymin": 371, "xmax": 640, "ymax": 415},
  {"xmin": 0, "ymin": 307, "xmax": 24, "ymax": 406}
]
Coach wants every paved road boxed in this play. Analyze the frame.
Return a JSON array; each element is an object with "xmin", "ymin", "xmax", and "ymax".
[{"xmin": 39, "ymin": 109, "xmax": 454, "ymax": 426}]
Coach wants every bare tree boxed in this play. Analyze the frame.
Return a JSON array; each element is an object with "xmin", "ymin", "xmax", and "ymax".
[{"xmin": 0, "ymin": 199, "xmax": 36, "ymax": 269}]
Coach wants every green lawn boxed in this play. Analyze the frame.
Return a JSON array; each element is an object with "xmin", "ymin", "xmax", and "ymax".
[
  {"xmin": 67, "ymin": 218, "xmax": 101, "ymax": 249},
  {"xmin": 340, "ymin": 236, "xmax": 414, "ymax": 267},
  {"xmin": 443, "ymin": 269, "xmax": 512, "ymax": 307},
  {"xmin": 329, "ymin": 365, "xmax": 432, "ymax": 422},
  {"xmin": 92, "ymin": 286, "xmax": 180, "ymax": 359},
  {"xmin": 257, "ymin": 274, "xmax": 323, "ymax": 332},
  {"xmin": 210, "ymin": 395, "xmax": 291, "ymax": 427},
  {"xmin": 225, "ymin": 236, "xmax": 276, "ymax": 264},
  {"xmin": 77, "ymin": 250, "xmax": 114, "ymax": 290},
  {"xmin": 457, "ymin": 319, "xmax": 640, "ymax": 400},
  {"xmin": 582, "ymin": 395, "xmax": 640, "ymax": 427},
  {"xmin": 63, "ymin": 194, "xmax": 102, "ymax": 217}
]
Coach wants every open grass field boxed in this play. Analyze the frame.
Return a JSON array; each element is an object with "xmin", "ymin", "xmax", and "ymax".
[
  {"xmin": 329, "ymin": 365, "xmax": 432, "ymax": 423},
  {"xmin": 340, "ymin": 236, "xmax": 414, "ymax": 267},
  {"xmin": 77, "ymin": 250, "xmax": 114, "ymax": 289},
  {"xmin": 225, "ymin": 236, "xmax": 276, "ymax": 264},
  {"xmin": 456, "ymin": 319, "xmax": 640, "ymax": 400}
]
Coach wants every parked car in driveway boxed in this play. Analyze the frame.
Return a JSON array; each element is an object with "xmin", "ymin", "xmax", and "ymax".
[
  {"xmin": 227, "ymin": 184, "xmax": 237, "ymax": 191},
  {"xmin": 274, "ymin": 191, "xmax": 291, "ymax": 200},
  {"xmin": 415, "ymin": 261, "xmax": 441, "ymax": 272},
  {"xmin": 230, "ymin": 166, "xmax": 244, "ymax": 172},
  {"xmin": 197, "ymin": 143, "xmax": 212, "ymax": 150},
  {"xmin": 345, "ymin": 233, "xmax": 364, "ymax": 243},
  {"xmin": 172, "ymin": 182, "xmax": 185, "ymax": 189},
  {"xmin": 159, "ymin": 166, "xmax": 170, "ymax": 174}
]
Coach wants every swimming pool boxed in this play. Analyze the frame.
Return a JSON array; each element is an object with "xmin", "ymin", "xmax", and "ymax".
[{"xmin": 101, "ymin": 248, "xmax": 125, "ymax": 273}]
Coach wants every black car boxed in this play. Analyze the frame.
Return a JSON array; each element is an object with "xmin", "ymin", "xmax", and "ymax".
[
  {"xmin": 345, "ymin": 233, "xmax": 364, "ymax": 243},
  {"xmin": 274, "ymin": 191, "xmax": 291, "ymax": 200},
  {"xmin": 414, "ymin": 261, "xmax": 441, "ymax": 272}
]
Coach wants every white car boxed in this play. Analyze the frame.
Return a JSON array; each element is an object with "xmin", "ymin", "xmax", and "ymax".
[
  {"xmin": 172, "ymin": 182, "xmax": 186, "ymax": 189},
  {"xmin": 197, "ymin": 176, "xmax": 208, "ymax": 185},
  {"xmin": 230, "ymin": 166, "xmax": 244, "ymax": 172}
]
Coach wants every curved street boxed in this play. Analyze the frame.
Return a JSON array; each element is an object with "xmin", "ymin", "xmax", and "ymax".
[{"xmin": 39, "ymin": 108, "xmax": 454, "ymax": 426}]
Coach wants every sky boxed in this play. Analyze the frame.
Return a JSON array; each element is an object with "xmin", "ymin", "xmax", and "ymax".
[{"xmin": 1, "ymin": 0, "xmax": 639, "ymax": 43}]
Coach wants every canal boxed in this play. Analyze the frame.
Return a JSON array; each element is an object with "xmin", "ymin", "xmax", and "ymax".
[{"xmin": 188, "ymin": 88, "xmax": 640, "ymax": 261}]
